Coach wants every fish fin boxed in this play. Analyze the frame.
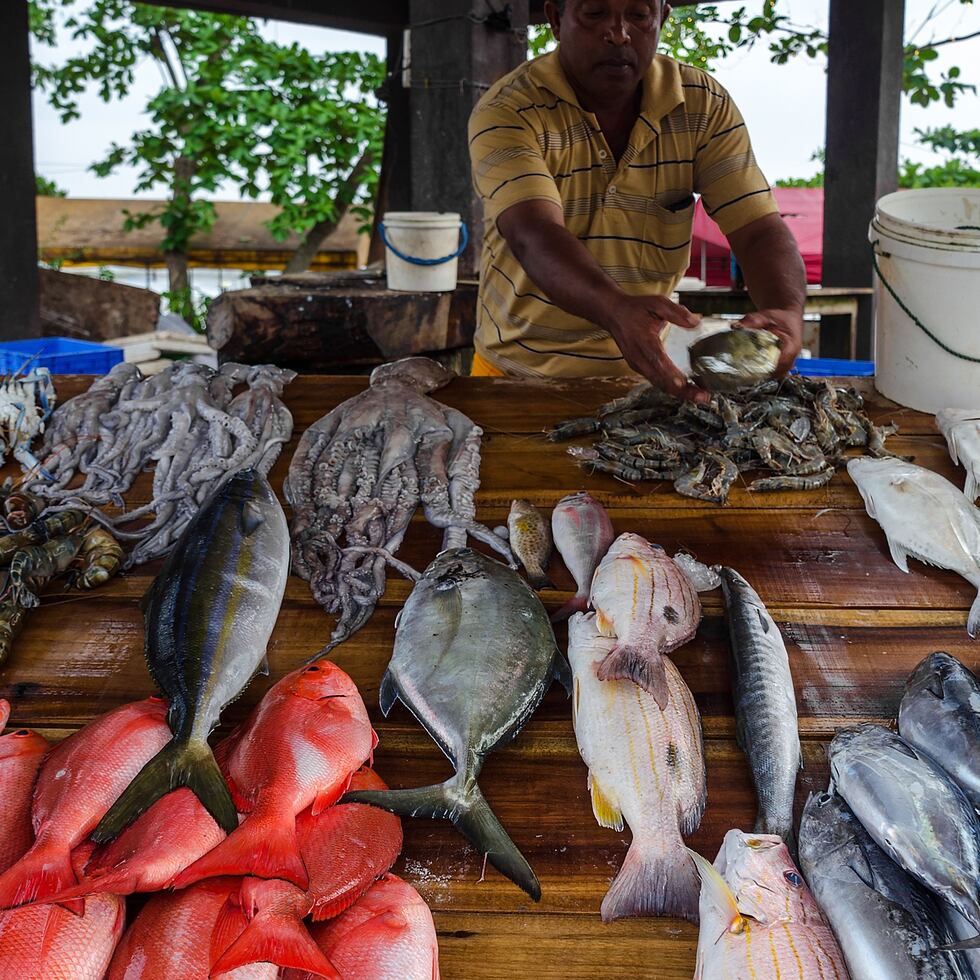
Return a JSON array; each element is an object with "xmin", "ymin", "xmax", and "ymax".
[
  {"xmin": 39, "ymin": 869, "xmax": 130, "ymax": 908},
  {"xmin": 92, "ymin": 738, "xmax": 238, "ymax": 844},
  {"xmin": 550, "ymin": 594, "xmax": 588, "ymax": 623},
  {"xmin": 596, "ymin": 644, "xmax": 669, "ymax": 709},
  {"xmin": 171, "ymin": 808, "xmax": 308, "ymax": 891},
  {"xmin": 209, "ymin": 908, "xmax": 340, "ymax": 979},
  {"xmin": 755, "ymin": 608, "xmax": 770, "ymax": 634},
  {"xmin": 885, "ymin": 536, "xmax": 910, "ymax": 573},
  {"xmin": 940, "ymin": 934, "xmax": 980, "ymax": 952},
  {"xmin": 594, "ymin": 609, "xmax": 615, "ymax": 636},
  {"xmin": 344, "ymin": 779, "xmax": 541, "ymax": 901},
  {"xmin": 600, "ymin": 837, "xmax": 700, "ymax": 923},
  {"xmin": 965, "ymin": 473, "xmax": 978, "ymax": 503},
  {"xmin": 240, "ymin": 500, "xmax": 265, "ymax": 536},
  {"xmin": 588, "ymin": 773, "xmax": 623, "ymax": 831},
  {"xmin": 551, "ymin": 651, "xmax": 573, "ymax": 697},
  {"xmin": 312, "ymin": 771, "xmax": 352, "ymax": 817},
  {"xmin": 210, "ymin": 893, "xmax": 249, "ymax": 966},
  {"xmin": 969, "ymin": 589, "xmax": 980, "ymax": 639},
  {"xmin": 379, "ymin": 668, "xmax": 400, "ymax": 716},
  {"xmin": 0, "ymin": 840, "xmax": 79, "ymax": 912},
  {"xmin": 686, "ymin": 848, "xmax": 744, "ymax": 932},
  {"xmin": 256, "ymin": 655, "xmax": 270, "ymax": 677}
]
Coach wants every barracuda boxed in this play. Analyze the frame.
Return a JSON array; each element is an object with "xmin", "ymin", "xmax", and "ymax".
[{"xmin": 93, "ymin": 468, "xmax": 289, "ymax": 842}]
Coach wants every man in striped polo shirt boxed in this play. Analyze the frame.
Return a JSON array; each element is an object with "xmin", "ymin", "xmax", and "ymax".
[{"xmin": 468, "ymin": 0, "xmax": 806, "ymax": 400}]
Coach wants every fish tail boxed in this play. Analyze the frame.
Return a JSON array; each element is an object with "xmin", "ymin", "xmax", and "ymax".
[
  {"xmin": 171, "ymin": 806, "xmax": 308, "ymax": 891},
  {"xmin": 941, "ymin": 934, "xmax": 980, "ymax": 952},
  {"xmin": 597, "ymin": 644, "xmax": 669, "ymax": 709},
  {"xmin": 965, "ymin": 473, "xmax": 978, "ymax": 502},
  {"xmin": 92, "ymin": 737, "xmax": 238, "ymax": 844},
  {"xmin": 0, "ymin": 839, "xmax": 81, "ymax": 913},
  {"xmin": 969, "ymin": 589, "xmax": 980, "ymax": 638},
  {"xmin": 550, "ymin": 594, "xmax": 588, "ymax": 622},
  {"xmin": 344, "ymin": 779, "xmax": 541, "ymax": 901},
  {"xmin": 755, "ymin": 813, "xmax": 796, "ymax": 857},
  {"xmin": 600, "ymin": 836, "xmax": 700, "ymax": 924},
  {"xmin": 526, "ymin": 568, "xmax": 556, "ymax": 591},
  {"xmin": 210, "ymin": 903, "xmax": 339, "ymax": 978}
]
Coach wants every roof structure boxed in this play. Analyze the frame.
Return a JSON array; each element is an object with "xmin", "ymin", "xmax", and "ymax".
[{"xmin": 36, "ymin": 198, "xmax": 365, "ymax": 271}]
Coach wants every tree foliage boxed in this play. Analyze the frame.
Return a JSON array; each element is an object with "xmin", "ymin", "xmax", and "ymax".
[
  {"xmin": 529, "ymin": 0, "xmax": 976, "ymax": 109},
  {"xmin": 36, "ymin": 174, "xmax": 67, "ymax": 197},
  {"xmin": 30, "ymin": 0, "xmax": 385, "ymax": 323}
]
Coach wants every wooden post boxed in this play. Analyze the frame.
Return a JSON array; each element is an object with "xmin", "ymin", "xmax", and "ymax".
[
  {"xmin": 0, "ymin": 0, "xmax": 40, "ymax": 340},
  {"xmin": 407, "ymin": 0, "xmax": 529, "ymax": 277},
  {"xmin": 820, "ymin": 0, "xmax": 905, "ymax": 359}
]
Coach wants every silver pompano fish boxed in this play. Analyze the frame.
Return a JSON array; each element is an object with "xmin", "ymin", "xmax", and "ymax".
[
  {"xmin": 344, "ymin": 548, "xmax": 569, "ymax": 900},
  {"xmin": 937, "ymin": 409, "xmax": 980, "ymax": 503},
  {"xmin": 847, "ymin": 457, "xmax": 980, "ymax": 637},
  {"xmin": 946, "ymin": 906, "xmax": 980, "ymax": 979},
  {"xmin": 94, "ymin": 469, "xmax": 290, "ymax": 842},
  {"xmin": 507, "ymin": 499, "xmax": 554, "ymax": 590},
  {"xmin": 900, "ymin": 652, "xmax": 980, "ymax": 811},
  {"xmin": 829, "ymin": 723, "xmax": 980, "ymax": 947},
  {"xmin": 550, "ymin": 491, "xmax": 614, "ymax": 621},
  {"xmin": 590, "ymin": 532, "xmax": 701, "ymax": 709},
  {"xmin": 718, "ymin": 567, "xmax": 801, "ymax": 848},
  {"xmin": 568, "ymin": 612, "xmax": 705, "ymax": 922},
  {"xmin": 689, "ymin": 830, "xmax": 848, "ymax": 979},
  {"xmin": 799, "ymin": 789, "xmax": 972, "ymax": 980}
]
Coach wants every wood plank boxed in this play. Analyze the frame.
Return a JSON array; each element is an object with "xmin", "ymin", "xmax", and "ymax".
[
  {"xmin": 4, "ymin": 602, "xmax": 976, "ymax": 739},
  {"xmin": 45, "ymin": 374, "xmax": 939, "ymax": 437},
  {"xmin": 433, "ymin": 911, "xmax": 697, "ymax": 980}
]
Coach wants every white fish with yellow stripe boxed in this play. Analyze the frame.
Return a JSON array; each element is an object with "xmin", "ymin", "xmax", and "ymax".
[
  {"xmin": 689, "ymin": 830, "xmax": 850, "ymax": 980},
  {"xmin": 568, "ymin": 611, "xmax": 705, "ymax": 923},
  {"xmin": 589, "ymin": 532, "xmax": 702, "ymax": 709}
]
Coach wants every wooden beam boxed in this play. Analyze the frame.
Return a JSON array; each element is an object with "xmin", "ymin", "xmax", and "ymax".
[
  {"xmin": 136, "ymin": 0, "xmax": 406, "ymax": 35},
  {"xmin": 821, "ymin": 0, "xmax": 905, "ymax": 359},
  {"xmin": 0, "ymin": 0, "xmax": 40, "ymax": 340},
  {"xmin": 407, "ymin": 0, "xmax": 529, "ymax": 277}
]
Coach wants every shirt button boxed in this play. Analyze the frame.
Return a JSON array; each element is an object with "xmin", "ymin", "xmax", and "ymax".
[
  {"xmin": 608, "ymin": 185, "xmax": 617, "ymax": 194},
  {"xmin": 598, "ymin": 149, "xmax": 608, "ymax": 160}
]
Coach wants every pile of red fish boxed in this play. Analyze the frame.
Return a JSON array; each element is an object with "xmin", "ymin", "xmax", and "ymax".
[{"xmin": 0, "ymin": 663, "xmax": 440, "ymax": 979}]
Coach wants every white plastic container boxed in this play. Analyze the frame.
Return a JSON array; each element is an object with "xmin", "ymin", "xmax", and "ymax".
[
  {"xmin": 869, "ymin": 188, "xmax": 980, "ymax": 413},
  {"xmin": 381, "ymin": 212, "xmax": 465, "ymax": 292}
]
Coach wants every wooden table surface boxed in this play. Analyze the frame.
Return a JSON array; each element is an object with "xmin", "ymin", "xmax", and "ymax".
[{"xmin": 2, "ymin": 374, "xmax": 978, "ymax": 979}]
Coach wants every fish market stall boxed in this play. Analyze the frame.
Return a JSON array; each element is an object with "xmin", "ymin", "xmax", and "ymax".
[{"xmin": 0, "ymin": 372, "xmax": 977, "ymax": 978}]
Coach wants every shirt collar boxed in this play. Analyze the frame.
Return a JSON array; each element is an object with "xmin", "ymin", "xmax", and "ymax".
[{"xmin": 528, "ymin": 50, "xmax": 685, "ymax": 129}]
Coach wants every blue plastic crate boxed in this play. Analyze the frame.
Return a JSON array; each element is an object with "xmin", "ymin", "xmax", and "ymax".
[
  {"xmin": 794, "ymin": 357, "xmax": 875, "ymax": 378},
  {"xmin": 0, "ymin": 337, "xmax": 124, "ymax": 375}
]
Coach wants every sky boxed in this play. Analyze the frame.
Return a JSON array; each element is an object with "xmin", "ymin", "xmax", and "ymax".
[{"xmin": 32, "ymin": 0, "xmax": 979, "ymax": 199}]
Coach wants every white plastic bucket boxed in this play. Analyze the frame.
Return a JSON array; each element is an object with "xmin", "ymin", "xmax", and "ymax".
[
  {"xmin": 869, "ymin": 188, "xmax": 980, "ymax": 413},
  {"xmin": 381, "ymin": 212, "xmax": 466, "ymax": 292}
]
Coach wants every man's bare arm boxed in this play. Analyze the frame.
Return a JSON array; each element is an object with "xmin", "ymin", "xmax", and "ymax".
[
  {"xmin": 727, "ymin": 212, "xmax": 807, "ymax": 376},
  {"xmin": 497, "ymin": 198, "xmax": 709, "ymax": 401}
]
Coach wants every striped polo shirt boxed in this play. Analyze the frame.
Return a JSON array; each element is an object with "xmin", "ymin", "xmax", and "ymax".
[{"xmin": 468, "ymin": 50, "xmax": 779, "ymax": 379}]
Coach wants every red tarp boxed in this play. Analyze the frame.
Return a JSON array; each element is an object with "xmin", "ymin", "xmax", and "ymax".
[{"xmin": 685, "ymin": 187, "xmax": 823, "ymax": 286}]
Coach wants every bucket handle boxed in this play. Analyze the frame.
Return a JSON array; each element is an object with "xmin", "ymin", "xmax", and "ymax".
[
  {"xmin": 379, "ymin": 220, "xmax": 469, "ymax": 267},
  {"xmin": 871, "ymin": 240, "xmax": 980, "ymax": 365}
]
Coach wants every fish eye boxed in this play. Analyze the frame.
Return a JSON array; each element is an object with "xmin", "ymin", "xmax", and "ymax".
[
  {"xmin": 13, "ymin": 729, "xmax": 30, "ymax": 737},
  {"xmin": 305, "ymin": 665, "xmax": 320, "ymax": 673},
  {"xmin": 783, "ymin": 871, "xmax": 803, "ymax": 887},
  {"xmin": 816, "ymin": 792, "xmax": 832, "ymax": 806},
  {"xmin": 746, "ymin": 838, "xmax": 763, "ymax": 848}
]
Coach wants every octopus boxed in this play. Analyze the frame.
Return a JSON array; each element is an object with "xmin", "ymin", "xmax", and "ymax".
[
  {"xmin": 25, "ymin": 361, "xmax": 296, "ymax": 567},
  {"xmin": 284, "ymin": 356, "xmax": 512, "ymax": 655}
]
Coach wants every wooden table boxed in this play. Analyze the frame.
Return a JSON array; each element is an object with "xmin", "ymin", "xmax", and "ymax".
[{"xmin": 1, "ymin": 375, "xmax": 977, "ymax": 978}]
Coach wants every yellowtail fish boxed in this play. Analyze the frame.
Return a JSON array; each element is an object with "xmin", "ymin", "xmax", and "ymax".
[
  {"xmin": 689, "ymin": 830, "xmax": 848, "ymax": 979},
  {"xmin": 93, "ymin": 469, "xmax": 290, "ymax": 842},
  {"xmin": 568, "ymin": 612, "xmax": 705, "ymax": 922}
]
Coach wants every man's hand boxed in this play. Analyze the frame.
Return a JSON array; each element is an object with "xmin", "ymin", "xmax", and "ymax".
[
  {"xmin": 734, "ymin": 307, "xmax": 804, "ymax": 376},
  {"xmin": 603, "ymin": 293, "xmax": 711, "ymax": 404}
]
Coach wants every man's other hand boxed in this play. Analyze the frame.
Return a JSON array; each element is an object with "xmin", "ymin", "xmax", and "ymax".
[
  {"xmin": 734, "ymin": 307, "xmax": 804, "ymax": 376},
  {"xmin": 603, "ymin": 294, "xmax": 711, "ymax": 404}
]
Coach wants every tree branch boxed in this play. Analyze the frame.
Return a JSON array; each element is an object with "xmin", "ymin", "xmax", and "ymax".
[
  {"xmin": 929, "ymin": 28, "xmax": 980, "ymax": 47},
  {"xmin": 150, "ymin": 26, "xmax": 183, "ymax": 91},
  {"xmin": 283, "ymin": 147, "xmax": 375, "ymax": 275}
]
